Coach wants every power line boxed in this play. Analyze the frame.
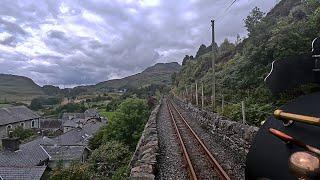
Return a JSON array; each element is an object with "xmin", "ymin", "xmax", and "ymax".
[{"xmin": 216, "ymin": 0, "xmax": 239, "ymax": 23}]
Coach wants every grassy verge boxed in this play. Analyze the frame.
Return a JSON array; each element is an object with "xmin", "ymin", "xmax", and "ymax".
[{"xmin": 99, "ymin": 109, "xmax": 116, "ymax": 121}]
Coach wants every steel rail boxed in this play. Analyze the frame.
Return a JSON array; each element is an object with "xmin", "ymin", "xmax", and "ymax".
[
  {"xmin": 166, "ymin": 100, "xmax": 198, "ymax": 180},
  {"xmin": 168, "ymin": 99, "xmax": 231, "ymax": 180}
]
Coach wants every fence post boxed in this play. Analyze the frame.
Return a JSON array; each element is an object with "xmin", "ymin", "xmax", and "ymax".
[
  {"xmin": 201, "ymin": 83, "xmax": 204, "ymax": 110},
  {"xmin": 241, "ymin": 101, "xmax": 246, "ymax": 124},
  {"xmin": 221, "ymin": 95, "xmax": 224, "ymax": 114},
  {"xmin": 185, "ymin": 86, "xmax": 188, "ymax": 103}
]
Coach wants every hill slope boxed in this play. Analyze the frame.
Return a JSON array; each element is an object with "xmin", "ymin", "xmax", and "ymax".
[
  {"xmin": 0, "ymin": 74, "xmax": 44, "ymax": 102},
  {"xmin": 93, "ymin": 62, "xmax": 181, "ymax": 90}
]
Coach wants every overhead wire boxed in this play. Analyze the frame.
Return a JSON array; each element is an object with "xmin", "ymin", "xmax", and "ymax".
[{"xmin": 215, "ymin": 0, "xmax": 239, "ymax": 24}]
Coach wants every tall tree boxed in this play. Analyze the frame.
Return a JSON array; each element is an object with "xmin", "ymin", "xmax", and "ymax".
[
  {"xmin": 195, "ymin": 44, "xmax": 208, "ymax": 58},
  {"xmin": 182, "ymin": 55, "xmax": 190, "ymax": 66},
  {"xmin": 244, "ymin": 7, "xmax": 265, "ymax": 34}
]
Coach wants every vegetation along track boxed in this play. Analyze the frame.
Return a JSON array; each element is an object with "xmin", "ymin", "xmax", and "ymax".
[{"xmin": 166, "ymin": 99, "xmax": 231, "ymax": 180}]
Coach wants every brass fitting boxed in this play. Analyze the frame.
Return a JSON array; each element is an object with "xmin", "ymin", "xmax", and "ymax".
[{"xmin": 273, "ymin": 109, "xmax": 320, "ymax": 126}]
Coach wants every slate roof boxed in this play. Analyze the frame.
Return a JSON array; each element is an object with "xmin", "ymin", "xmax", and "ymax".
[
  {"xmin": 0, "ymin": 166, "xmax": 46, "ymax": 180},
  {"xmin": 53, "ymin": 121, "xmax": 104, "ymax": 146},
  {"xmin": 62, "ymin": 118, "xmax": 88, "ymax": 128},
  {"xmin": 0, "ymin": 106, "xmax": 40, "ymax": 126},
  {"xmin": 40, "ymin": 118, "xmax": 62, "ymax": 129},
  {"xmin": 84, "ymin": 108, "xmax": 99, "ymax": 118},
  {"xmin": 61, "ymin": 113, "xmax": 85, "ymax": 121},
  {"xmin": 42, "ymin": 145, "xmax": 86, "ymax": 161},
  {"xmin": 62, "ymin": 120, "xmax": 78, "ymax": 128},
  {"xmin": 0, "ymin": 119, "xmax": 104, "ymax": 168},
  {"xmin": 0, "ymin": 137, "xmax": 53, "ymax": 167}
]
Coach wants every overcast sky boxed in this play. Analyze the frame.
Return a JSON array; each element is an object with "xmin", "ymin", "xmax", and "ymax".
[{"xmin": 0, "ymin": 0, "xmax": 278, "ymax": 87}]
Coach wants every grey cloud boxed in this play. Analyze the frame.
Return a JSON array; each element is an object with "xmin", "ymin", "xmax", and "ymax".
[
  {"xmin": 0, "ymin": 0, "xmax": 278, "ymax": 86},
  {"xmin": 0, "ymin": 35, "xmax": 15, "ymax": 46},
  {"xmin": 0, "ymin": 18, "xmax": 26, "ymax": 35},
  {"xmin": 47, "ymin": 30, "xmax": 67, "ymax": 40}
]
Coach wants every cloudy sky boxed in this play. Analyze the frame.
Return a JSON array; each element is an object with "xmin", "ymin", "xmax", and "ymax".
[{"xmin": 0, "ymin": 0, "xmax": 278, "ymax": 87}]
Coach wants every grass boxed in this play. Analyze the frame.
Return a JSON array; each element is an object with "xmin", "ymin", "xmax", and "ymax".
[
  {"xmin": 0, "ymin": 104, "xmax": 12, "ymax": 108},
  {"xmin": 99, "ymin": 109, "xmax": 116, "ymax": 121}
]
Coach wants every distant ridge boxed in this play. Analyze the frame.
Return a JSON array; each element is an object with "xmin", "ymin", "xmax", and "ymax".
[
  {"xmin": 0, "ymin": 62, "xmax": 181, "ymax": 101},
  {"xmin": 93, "ymin": 62, "xmax": 181, "ymax": 90}
]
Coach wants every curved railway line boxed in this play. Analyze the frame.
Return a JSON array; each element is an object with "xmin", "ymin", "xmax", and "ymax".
[{"xmin": 166, "ymin": 99, "xmax": 231, "ymax": 180}]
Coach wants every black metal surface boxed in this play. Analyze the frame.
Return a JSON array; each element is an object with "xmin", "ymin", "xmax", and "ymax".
[
  {"xmin": 312, "ymin": 37, "xmax": 320, "ymax": 56},
  {"xmin": 265, "ymin": 53, "xmax": 315, "ymax": 95},
  {"xmin": 265, "ymin": 37, "xmax": 320, "ymax": 95},
  {"xmin": 246, "ymin": 91, "xmax": 320, "ymax": 180}
]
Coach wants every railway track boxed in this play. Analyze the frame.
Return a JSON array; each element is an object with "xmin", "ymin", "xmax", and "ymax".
[{"xmin": 166, "ymin": 99, "xmax": 230, "ymax": 180}]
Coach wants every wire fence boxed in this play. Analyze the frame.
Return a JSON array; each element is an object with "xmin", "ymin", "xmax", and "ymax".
[{"xmin": 180, "ymin": 87, "xmax": 277, "ymax": 126}]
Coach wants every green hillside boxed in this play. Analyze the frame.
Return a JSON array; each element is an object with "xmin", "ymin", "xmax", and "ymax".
[
  {"xmin": 93, "ymin": 62, "xmax": 181, "ymax": 90},
  {"xmin": 0, "ymin": 74, "xmax": 44, "ymax": 102},
  {"xmin": 0, "ymin": 62, "xmax": 181, "ymax": 101},
  {"xmin": 173, "ymin": 0, "xmax": 320, "ymax": 126}
]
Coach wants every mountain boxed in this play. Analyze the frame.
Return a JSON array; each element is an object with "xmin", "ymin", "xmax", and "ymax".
[
  {"xmin": 174, "ymin": 0, "xmax": 320, "ymax": 126},
  {"xmin": 93, "ymin": 62, "xmax": 181, "ymax": 90},
  {"xmin": 0, "ymin": 62, "xmax": 181, "ymax": 101},
  {"xmin": 0, "ymin": 74, "xmax": 44, "ymax": 102}
]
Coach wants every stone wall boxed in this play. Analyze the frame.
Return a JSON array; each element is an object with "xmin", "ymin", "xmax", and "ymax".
[
  {"xmin": 173, "ymin": 97, "xmax": 259, "ymax": 154},
  {"xmin": 129, "ymin": 103, "xmax": 160, "ymax": 180}
]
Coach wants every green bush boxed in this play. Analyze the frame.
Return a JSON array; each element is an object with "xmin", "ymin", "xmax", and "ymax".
[
  {"xmin": 50, "ymin": 163, "xmax": 89, "ymax": 180},
  {"xmin": 11, "ymin": 126, "xmax": 36, "ymax": 141},
  {"xmin": 88, "ymin": 141, "xmax": 130, "ymax": 179}
]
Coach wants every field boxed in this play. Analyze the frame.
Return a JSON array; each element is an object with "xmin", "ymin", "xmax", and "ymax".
[{"xmin": 98, "ymin": 109, "xmax": 116, "ymax": 121}]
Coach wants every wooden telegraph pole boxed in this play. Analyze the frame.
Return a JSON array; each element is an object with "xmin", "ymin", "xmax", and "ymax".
[{"xmin": 211, "ymin": 19, "xmax": 216, "ymax": 111}]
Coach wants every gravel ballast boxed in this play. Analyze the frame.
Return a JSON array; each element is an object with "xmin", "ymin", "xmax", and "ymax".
[
  {"xmin": 156, "ymin": 99, "xmax": 188, "ymax": 180},
  {"xmin": 173, "ymin": 98, "xmax": 246, "ymax": 179}
]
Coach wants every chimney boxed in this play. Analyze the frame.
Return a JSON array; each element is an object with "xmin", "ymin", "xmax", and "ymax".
[{"xmin": 2, "ymin": 138, "xmax": 20, "ymax": 152}]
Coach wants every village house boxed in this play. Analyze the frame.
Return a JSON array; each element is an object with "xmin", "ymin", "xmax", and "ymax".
[
  {"xmin": 61, "ymin": 108, "xmax": 103, "ymax": 133},
  {"xmin": 40, "ymin": 118, "xmax": 63, "ymax": 136},
  {"xmin": 0, "ymin": 106, "xmax": 40, "ymax": 139},
  {"xmin": 0, "ymin": 166, "xmax": 47, "ymax": 180},
  {"xmin": 0, "ymin": 117, "xmax": 105, "ymax": 178}
]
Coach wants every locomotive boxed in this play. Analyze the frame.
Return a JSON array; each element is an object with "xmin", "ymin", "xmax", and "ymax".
[{"xmin": 246, "ymin": 37, "xmax": 320, "ymax": 179}]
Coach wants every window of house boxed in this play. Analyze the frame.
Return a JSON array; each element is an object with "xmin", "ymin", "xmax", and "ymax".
[
  {"xmin": 20, "ymin": 122, "xmax": 25, "ymax": 128},
  {"xmin": 31, "ymin": 120, "xmax": 35, "ymax": 128},
  {"xmin": 6, "ymin": 124, "xmax": 12, "ymax": 131},
  {"xmin": 6, "ymin": 124, "xmax": 13, "ymax": 136}
]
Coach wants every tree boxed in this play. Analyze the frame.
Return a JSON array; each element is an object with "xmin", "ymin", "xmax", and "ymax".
[
  {"xmin": 11, "ymin": 126, "xmax": 36, "ymax": 141},
  {"xmin": 88, "ymin": 141, "xmax": 130, "ymax": 179},
  {"xmin": 101, "ymin": 98, "xmax": 150, "ymax": 150},
  {"xmin": 244, "ymin": 7, "xmax": 265, "ymax": 34},
  {"xmin": 182, "ymin": 55, "xmax": 190, "ymax": 66},
  {"xmin": 50, "ymin": 163, "xmax": 89, "ymax": 180},
  {"xmin": 219, "ymin": 38, "xmax": 235, "ymax": 56},
  {"xmin": 30, "ymin": 98, "xmax": 43, "ymax": 110},
  {"xmin": 195, "ymin": 44, "xmax": 209, "ymax": 58},
  {"xmin": 235, "ymin": 34, "xmax": 242, "ymax": 45}
]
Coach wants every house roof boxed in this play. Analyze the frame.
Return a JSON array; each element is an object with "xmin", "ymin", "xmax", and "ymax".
[
  {"xmin": 53, "ymin": 121, "xmax": 104, "ymax": 146},
  {"xmin": 42, "ymin": 145, "xmax": 86, "ymax": 161},
  {"xmin": 84, "ymin": 108, "xmax": 99, "ymax": 118},
  {"xmin": 0, "ymin": 119, "xmax": 104, "ymax": 167},
  {"xmin": 40, "ymin": 118, "xmax": 62, "ymax": 129},
  {"xmin": 0, "ymin": 137, "xmax": 53, "ymax": 167},
  {"xmin": 62, "ymin": 117, "xmax": 88, "ymax": 127},
  {"xmin": 0, "ymin": 106, "xmax": 40, "ymax": 126},
  {"xmin": 62, "ymin": 120, "xmax": 78, "ymax": 128},
  {"xmin": 61, "ymin": 113, "xmax": 85, "ymax": 121},
  {"xmin": 0, "ymin": 166, "xmax": 46, "ymax": 180}
]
